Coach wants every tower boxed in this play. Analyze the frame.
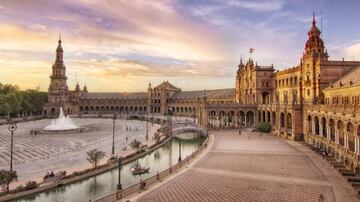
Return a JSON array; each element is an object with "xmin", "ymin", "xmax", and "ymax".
[
  {"xmin": 235, "ymin": 57, "xmax": 244, "ymax": 103},
  {"xmin": 301, "ymin": 13, "xmax": 327, "ymax": 103},
  {"xmin": 44, "ymin": 36, "xmax": 70, "ymax": 116}
]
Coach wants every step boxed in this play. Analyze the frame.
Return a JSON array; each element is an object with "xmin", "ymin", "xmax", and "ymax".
[
  {"xmin": 348, "ymin": 177, "xmax": 360, "ymax": 183},
  {"xmin": 343, "ymin": 172, "xmax": 356, "ymax": 177},
  {"xmin": 351, "ymin": 182, "xmax": 360, "ymax": 187}
]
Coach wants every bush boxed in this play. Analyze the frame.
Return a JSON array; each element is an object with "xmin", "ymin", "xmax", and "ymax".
[
  {"xmin": 258, "ymin": 122, "xmax": 271, "ymax": 133},
  {"xmin": 15, "ymin": 185, "xmax": 25, "ymax": 192},
  {"xmin": 24, "ymin": 181, "xmax": 38, "ymax": 190}
]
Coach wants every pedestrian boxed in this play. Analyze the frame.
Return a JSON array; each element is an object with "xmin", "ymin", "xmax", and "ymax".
[
  {"xmin": 126, "ymin": 136, "xmax": 128, "ymax": 143},
  {"xmin": 238, "ymin": 130, "xmax": 241, "ymax": 135},
  {"xmin": 318, "ymin": 194, "xmax": 324, "ymax": 202}
]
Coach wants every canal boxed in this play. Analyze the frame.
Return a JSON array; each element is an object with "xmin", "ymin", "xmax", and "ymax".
[{"xmin": 12, "ymin": 132, "xmax": 204, "ymax": 202}]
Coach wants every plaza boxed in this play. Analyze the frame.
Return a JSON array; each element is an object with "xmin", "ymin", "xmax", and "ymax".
[
  {"xmin": 0, "ymin": 118, "xmax": 160, "ymax": 185},
  {"xmin": 136, "ymin": 129, "xmax": 359, "ymax": 202}
]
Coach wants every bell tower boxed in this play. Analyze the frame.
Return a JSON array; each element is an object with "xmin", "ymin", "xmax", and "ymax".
[
  {"xmin": 301, "ymin": 13, "xmax": 328, "ymax": 104},
  {"xmin": 44, "ymin": 36, "xmax": 69, "ymax": 116}
]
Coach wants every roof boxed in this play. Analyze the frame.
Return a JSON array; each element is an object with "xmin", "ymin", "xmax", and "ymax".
[
  {"xmin": 323, "ymin": 65, "xmax": 360, "ymax": 91},
  {"xmin": 81, "ymin": 92, "xmax": 147, "ymax": 100},
  {"xmin": 153, "ymin": 81, "xmax": 179, "ymax": 91},
  {"xmin": 172, "ymin": 88, "xmax": 235, "ymax": 100}
]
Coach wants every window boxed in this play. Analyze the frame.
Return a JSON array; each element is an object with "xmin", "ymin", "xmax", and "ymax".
[{"xmin": 307, "ymin": 89, "xmax": 310, "ymax": 96}]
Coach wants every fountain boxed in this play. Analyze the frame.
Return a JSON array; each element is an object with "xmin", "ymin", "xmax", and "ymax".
[{"xmin": 42, "ymin": 107, "xmax": 86, "ymax": 133}]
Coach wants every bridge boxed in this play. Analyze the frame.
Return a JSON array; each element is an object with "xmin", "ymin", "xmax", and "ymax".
[{"xmin": 170, "ymin": 121, "xmax": 208, "ymax": 138}]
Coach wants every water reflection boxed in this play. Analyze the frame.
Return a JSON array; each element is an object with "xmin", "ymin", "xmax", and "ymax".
[{"xmin": 13, "ymin": 132, "xmax": 204, "ymax": 202}]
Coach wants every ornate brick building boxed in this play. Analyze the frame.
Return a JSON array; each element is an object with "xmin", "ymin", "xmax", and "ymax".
[{"xmin": 44, "ymin": 14, "xmax": 360, "ymax": 171}]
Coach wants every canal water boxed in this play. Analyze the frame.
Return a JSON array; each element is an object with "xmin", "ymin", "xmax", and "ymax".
[{"xmin": 12, "ymin": 132, "xmax": 204, "ymax": 202}]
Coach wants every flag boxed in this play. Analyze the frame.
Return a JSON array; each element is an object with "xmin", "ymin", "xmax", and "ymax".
[{"xmin": 249, "ymin": 48, "xmax": 255, "ymax": 53}]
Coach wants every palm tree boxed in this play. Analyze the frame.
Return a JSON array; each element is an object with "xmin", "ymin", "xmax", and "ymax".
[
  {"xmin": 0, "ymin": 169, "xmax": 17, "ymax": 193},
  {"xmin": 86, "ymin": 149, "xmax": 106, "ymax": 169}
]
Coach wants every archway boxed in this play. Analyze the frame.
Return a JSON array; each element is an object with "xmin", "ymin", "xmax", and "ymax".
[
  {"xmin": 314, "ymin": 116, "xmax": 319, "ymax": 135},
  {"xmin": 307, "ymin": 115, "xmax": 312, "ymax": 133},
  {"xmin": 286, "ymin": 113, "xmax": 292, "ymax": 131},
  {"xmin": 271, "ymin": 111, "xmax": 276, "ymax": 126},
  {"xmin": 329, "ymin": 119, "xmax": 335, "ymax": 141},
  {"xmin": 246, "ymin": 111, "xmax": 254, "ymax": 126},
  {"xmin": 321, "ymin": 117, "xmax": 326, "ymax": 137},
  {"xmin": 280, "ymin": 113, "xmax": 285, "ymax": 128},
  {"xmin": 51, "ymin": 108, "xmax": 55, "ymax": 116},
  {"xmin": 261, "ymin": 92, "xmax": 270, "ymax": 104},
  {"xmin": 347, "ymin": 123, "xmax": 355, "ymax": 152},
  {"xmin": 338, "ymin": 120, "xmax": 344, "ymax": 146},
  {"xmin": 267, "ymin": 111, "xmax": 270, "ymax": 123},
  {"xmin": 262, "ymin": 111, "xmax": 265, "ymax": 122}
]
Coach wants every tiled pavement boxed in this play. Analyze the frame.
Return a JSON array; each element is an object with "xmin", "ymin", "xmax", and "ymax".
[{"xmin": 137, "ymin": 129, "xmax": 359, "ymax": 202}]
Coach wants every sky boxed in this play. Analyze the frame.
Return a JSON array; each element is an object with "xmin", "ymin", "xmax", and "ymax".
[{"xmin": 1, "ymin": 0, "xmax": 360, "ymax": 92}]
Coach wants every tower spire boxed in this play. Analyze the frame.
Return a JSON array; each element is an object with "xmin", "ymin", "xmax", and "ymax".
[{"xmin": 312, "ymin": 12, "xmax": 316, "ymax": 26}]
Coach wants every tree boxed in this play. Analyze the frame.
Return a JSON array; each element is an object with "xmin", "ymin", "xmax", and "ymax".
[
  {"xmin": 154, "ymin": 132, "xmax": 161, "ymax": 143},
  {"xmin": 129, "ymin": 139, "xmax": 142, "ymax": 152},
  {"xmin": 0, "ymin": 169, "xmax": 18, "ymax": 193},
  {"xmin": 86, "ymin": 149, "xmax": 106, "ymax": 169}
]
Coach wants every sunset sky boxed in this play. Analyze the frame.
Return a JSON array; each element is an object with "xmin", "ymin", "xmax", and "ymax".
[{"xmin": 1, "ymin": 0, "xmax": 360, "ymax": 92}]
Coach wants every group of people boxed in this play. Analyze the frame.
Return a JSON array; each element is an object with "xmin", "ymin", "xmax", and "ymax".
[
  {"xmin": 43, "ymin": 171, "xmax": 66, "ymax": 182},
  {"xmin": 30, "ymin": 129, "xmax": 38, "ymax": 136}
]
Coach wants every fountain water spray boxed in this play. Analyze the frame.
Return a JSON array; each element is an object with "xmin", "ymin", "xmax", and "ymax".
[{"xmin": 44, "ymin": 107, "xmax": 79, "ymax": 131}]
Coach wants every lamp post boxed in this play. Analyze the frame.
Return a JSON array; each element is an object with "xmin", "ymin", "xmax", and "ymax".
[
  {"xmin": 178, "ymin": 139, "xmax": 182, "ymax": 162},
  {"xmin": 167, "ymin": 109, "xmax": 173, "ymax": 173},
  {"xmin": 145, "ymin": 112, "xmax": 149, "ymax": 141},
  {"xmin": 7, "ymin": 122, "xmax": 17, "ymax": 193},
  {"xmin": 112, "ymin": 114, "xmax": 116, "ymax": 155},
  {"xmin": 117, "ymin": 157, "xmax": 122, "ymax": 191}
]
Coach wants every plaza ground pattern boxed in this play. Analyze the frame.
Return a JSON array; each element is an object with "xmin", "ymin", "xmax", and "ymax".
[{"xmin": 137, "ymin": 129, "xmax": 359, "ymax": 202}]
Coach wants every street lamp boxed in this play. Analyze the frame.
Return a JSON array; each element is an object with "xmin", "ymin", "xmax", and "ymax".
[
  {"xmin": 178, "ymin": 139, "xmax": 182, "ymax": 162},
  {"xmin": 167, "ymin": 108, "xmax": 173, "ymax": 173},
  {"xmin": 7, "ymin": 122, "xmax": 17, "ymax": 193},
  {"xmin": 112, "ymin": 114, "xmax": 116, "ymax": 155},
  {"xmin": 117, "ymin": 157, "xmax": 122, "ymax": 190},
  {"xmin": 145, "ymin": 112, "xmax": 149, "ymax": 141}
]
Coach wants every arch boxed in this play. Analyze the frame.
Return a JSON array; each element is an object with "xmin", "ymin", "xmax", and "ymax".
[
  {"xmin": 85, "ymin": 106, "xmax": 89, "ymax": 112},
  {"xmin": 80, "ymin": 106, "xmax": 84, "ymax": 112},
  {"xmin": 258, "ymin": 111, "xmax": 261, "ymax": 122},
  {"xmin": 307, "ymin": 115, "xmax": 312, "ymax": 133},
  {"xmin": 267, "ymin": 111, "xmax": 270, "ymax": 123},
  {"xmin": 90, "ymin": 106, "xmax": 94, "ymax": 111},
  {"xmin": 51, "ymin": 108, "xmax": 56, "ymax": 116},
  {"xmin": 347, "ymin": 123, "xmax": 355, "ymax": 152},
  {"xmin": 271, "ymin": 111, "xmax": 276, "ymax": 126},
  {"xmin": 110, "ymin": 106, "xmax": 114, "ymax": 111},
  {"xmin": 95, "ymin": 106, "xmax": 99, "ymax": 111},
  {"xmin": 261, "ymin": 92, "xmax": 270, "ymax": 104},
  {"xmin": 246, "ymin": 111, "xmax": 254, "ymax": 126},
  {"xmin": 286, "ymin": 113, "xmax": 292, "ymax": 130},
  {"xmin": 262, "ymin": 111, "xmax": 265, "ymax": 122},
  {"xmin": 329, "ymin": 118, "xmax": 335, "ymax": 141},
  {"xmin": 338, "ymin": 120, "xmax": 344, "ymax": 146},
  {"xmin": 314, "ymin": 116, "xmax": 320, "ymax": 135},
  {"xmin": 321, "ymin": 117, "xmax": 326, "ymax": 137},
  {"xmin": 280, "ymin": 112, "xmax": 285, "ymax": 128}
]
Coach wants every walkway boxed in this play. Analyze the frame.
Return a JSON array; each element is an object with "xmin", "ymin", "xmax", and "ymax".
[{"xmin": 136, "ymin": 129, "xmax": 359, "ymax": 202}]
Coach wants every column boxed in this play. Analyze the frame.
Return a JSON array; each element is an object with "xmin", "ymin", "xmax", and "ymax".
[
  {"xmin": 327, "ymin": 127, "xmax": 330, "ymax": 139},
  {"xmin": 335, "ymin": 129, "xmax": 339, "ymax": 144},
  {"xmin": 245, "ymin": 115, "xmax": 247, "ymax": 127}
]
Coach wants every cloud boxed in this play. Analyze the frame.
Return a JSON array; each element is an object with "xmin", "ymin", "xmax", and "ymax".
[{"xmin": 225, "ymin": 0, "xmax": 285, "ymax": 12}]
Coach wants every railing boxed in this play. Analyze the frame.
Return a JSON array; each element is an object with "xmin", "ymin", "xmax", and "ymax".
[
  {"xmin": 92, "ymin": 136, "xmax": 209, "ymax": 202},
  {"xmin": 305, "ymin": 104, "xmax": 359, "ymax": 115}
]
